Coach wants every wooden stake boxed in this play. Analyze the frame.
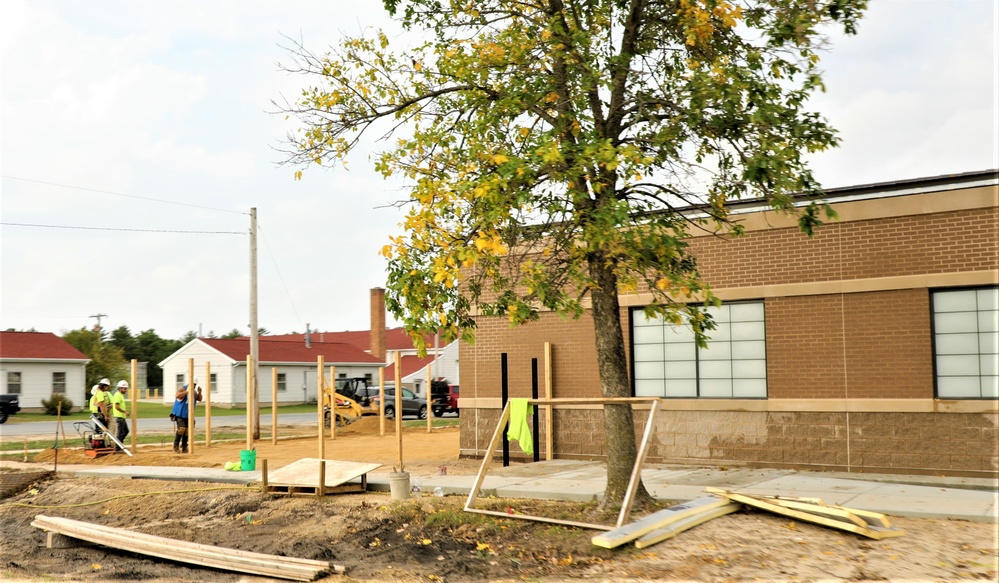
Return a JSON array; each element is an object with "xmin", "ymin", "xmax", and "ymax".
[
  {"xmin": 205, "ymin": 361, "xmax": 212, "ymax": 448},
  {"xmin": 330, "ymin": 364, "xmax": 339, "ymax": 439},
  {"xmin": 246, "ymin": 355, "xmax": 253, "ymax": 451},
  {"xmin": 261, "ymin": 458, "xmax": 268, "ymax": 493},
  {"xmin": 316, "ymin": 355, "xmax": 325, "ymax": 460},
  {"xmin": 130, "ymin": 359, "xmax": 138, "ymax": 450},
  {"xmin": 544, "ymin": 342, "xmax": 553, "ymax": 461},
  {"xmin": 394, "ymin": 351, "xmax": 403, "ymax": 472},
  {"xmin": 317, "ymin": 460, "xmax": 326, "ymax": 498},
  {"xmin": 425, "ymin": 363, "xmax": 432, "ymax": 433},
  {"xmin": 187, "ymin": 358, "xmax": 195, "ymax": 454},
  {"xmin": 378, "ymin": 367, "xmax": 385, "ymax": 437},
  {"xmin": 271, "ymin": 367, "xmax": 278, "ymax": 446}
]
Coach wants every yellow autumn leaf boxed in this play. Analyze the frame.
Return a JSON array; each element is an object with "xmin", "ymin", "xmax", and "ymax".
[
  {"xmin": 421, "ymin": 538, "xmax": 433, "ymax": 545},
  {"xmin": 492, "ymin": 153, "xmax": 509, "ymax": 164}
]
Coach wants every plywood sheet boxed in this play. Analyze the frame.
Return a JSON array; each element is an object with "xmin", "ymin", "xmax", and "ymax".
[
  {"xmin": 634, "ymin": 502, "xmax": 741, "ymax": 549},
  {"xmin": 268, "ymin": 458, "xmax": 380, "ymax": 488}
]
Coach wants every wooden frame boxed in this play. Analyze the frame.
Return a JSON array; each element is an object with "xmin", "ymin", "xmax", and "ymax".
[{"xmin": 463, "ymin": 397, "xmax": 664, "ymax": 530}]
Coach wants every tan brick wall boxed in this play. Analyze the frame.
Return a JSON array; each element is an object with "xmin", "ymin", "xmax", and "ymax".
[
  {"xmin": 458, "ymin": 191, "xmax": 999, "ymax": 476},
  {"xmin": 688, "ymin": 207, "xmax": 999, "ymax": 289}
]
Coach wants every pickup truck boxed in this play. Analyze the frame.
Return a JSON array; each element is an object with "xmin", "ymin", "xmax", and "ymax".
[
  {"xmin": 430, "ymin": 382, "xmax": 459, "ymax": 418},
  {"xmin": 0, "ymin": 394, "xmax": 21, "ymax": 423}
]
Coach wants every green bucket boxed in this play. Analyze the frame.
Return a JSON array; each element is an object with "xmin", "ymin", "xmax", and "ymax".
[{"xmin": 240, "ymin": 449, "xmax": 256, "ymax": 471}]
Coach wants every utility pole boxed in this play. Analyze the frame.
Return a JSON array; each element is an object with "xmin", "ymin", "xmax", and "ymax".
[
  {"xmin": 249, "ymin": 207, "xmax": 260, "ymax": 440},
  {"xmin": 90, "ymin": 313, "xmax": 108, "ymax": 341}
]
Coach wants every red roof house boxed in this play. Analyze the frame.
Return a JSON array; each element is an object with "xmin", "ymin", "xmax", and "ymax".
[{"xmin": 0, "ymin": 331, "xmax": 90, "ymax": 409}]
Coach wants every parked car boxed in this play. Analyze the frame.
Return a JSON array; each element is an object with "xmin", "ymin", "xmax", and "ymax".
[
  {"xmin": 371, "ymin": 387, "xmax": 427, "ymax": 420},
  {"xmin": 430, "ymin": 381, "xmax": 459, "ymax": 417},
  {"xmin": 0, "ymin": 394, "xmax": 21, "ymax": 423}
]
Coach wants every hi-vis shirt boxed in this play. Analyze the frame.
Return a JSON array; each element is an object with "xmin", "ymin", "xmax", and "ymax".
[
  {"xmin": 109, "ymin": 391, "xmax": 127, "ymax": 418},
  {"xmin": 89, "ymin": 389, "xmax": 110, "ymax": 413}
]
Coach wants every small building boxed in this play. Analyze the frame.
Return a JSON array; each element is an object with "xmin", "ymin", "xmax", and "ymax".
[
  {"xmin": 158, "ymin": 337, "xmax": 384, "ymax": 405},
  {"xmin": 269, "ymin": 322, "xmax": 460, "ymax": 397},
  {"xmin": 0, "ymin": 331, "xmax": 90, "ymax": 409},
  {"xmin": 459, "ymin": 170, "xmax": 998, "ymax": 478}
]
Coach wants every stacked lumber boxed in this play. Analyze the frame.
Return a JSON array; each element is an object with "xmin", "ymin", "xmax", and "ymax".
[
  {"xmin": 706, "ymin": 488, "xmax": 905, "ymax": 540},
  {"xmin": 592, "ymin": 496, "xmax": 740, "ymax": 549},
  {"xmin": 32, "ymin": 515, "xmax": 340, "ymax": 581}
]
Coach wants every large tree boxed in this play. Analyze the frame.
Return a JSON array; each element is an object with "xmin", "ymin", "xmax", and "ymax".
[{"xmin": 280, "ymin": 0, "xmax": 866, "ymax": 506}]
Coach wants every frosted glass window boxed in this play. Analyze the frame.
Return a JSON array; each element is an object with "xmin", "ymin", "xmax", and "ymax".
[
  {"xmin": 633, "ymin": 344, "xmax": 664, "ymax": 362},
  {"xmin": 933, "ymin": 287, "xmax": 999, "ymax": 399},
  {"xmin": 631, "ymin": 301, "xmax": 767, "ymax": 398}
]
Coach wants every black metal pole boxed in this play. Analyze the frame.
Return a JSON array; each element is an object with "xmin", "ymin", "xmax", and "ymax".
[
  {"xmin": 501, "ymin": 353, "xmax": 509, "ymax": 467},
  {"xmin": 531, "ymin": 357, "xmax": 540, "ymax": 462}
]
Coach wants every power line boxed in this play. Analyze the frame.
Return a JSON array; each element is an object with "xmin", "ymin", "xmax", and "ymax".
[
  {"xmin": 0, "ymin": 222, "xmax": 244, "ymax": 235},
  {"xmin": 0, "ymin": 175, "xmax": 249, "ymax": 215},
  {"xmin": 258, "ymin": 224, "xmax": 304, "ymax": 331}
]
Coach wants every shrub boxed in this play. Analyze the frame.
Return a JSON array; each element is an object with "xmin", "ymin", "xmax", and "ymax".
[{"xmin": 41, "ymin": 395, "xmax": 74, "ymax": 415}]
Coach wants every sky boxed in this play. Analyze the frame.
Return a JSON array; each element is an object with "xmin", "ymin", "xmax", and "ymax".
[{"xmin": 1, "ymin": 0, "xmax": 996, "ymax": 342}]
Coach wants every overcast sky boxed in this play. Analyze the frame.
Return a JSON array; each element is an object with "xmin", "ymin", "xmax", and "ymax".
[{"xmin": 1, "ymin": 0, "xmax": 996, "ymax": 341}]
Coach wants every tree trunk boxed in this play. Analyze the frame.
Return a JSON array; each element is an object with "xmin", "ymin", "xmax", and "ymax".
[{"xmin": 588, "ymin": 253, "xmax": 651, "ymax": 509}]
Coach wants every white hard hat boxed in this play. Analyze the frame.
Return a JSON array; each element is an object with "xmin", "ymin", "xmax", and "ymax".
[
  {"xmin": 99, "ymin": 378, "xmax": 110, "ymax": 386},
  {"xmin": 117, "ymin": 380, "xmax": 129, "ymax": 389}
]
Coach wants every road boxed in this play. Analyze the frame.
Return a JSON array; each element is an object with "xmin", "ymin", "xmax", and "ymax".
[
  {"xmin": 0, "ymin": 410, "xmax": 445, "ymax": 440},
  {"xmin": 0, "ymin": 413, "xmax": 320, "ymax": 440}
]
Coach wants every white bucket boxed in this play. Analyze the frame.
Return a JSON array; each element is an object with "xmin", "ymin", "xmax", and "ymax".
[{"xmin": 389, "ymin": 471, "xmax": 411, "ymax": 500}]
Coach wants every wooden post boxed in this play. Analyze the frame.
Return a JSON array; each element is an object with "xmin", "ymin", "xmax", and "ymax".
[
  {"xmin": 394, "ymin": 351, "xmax": 403, "ymax": 472},
  {"xmin": 271, "ymin": 367, "xmax": 278, "ymax": 446},
  {"xmin": 425, "ymin": 363, "xmax": 432, "ymax": 433},
  {"xmin": 261, "ymin": 458, "xmax": 268, "ymax": 493},
  {"xmin": 246, "ymin": 355, "xmax": 253, "ymax": 451},
  {"xmin": 187, "ymin": 358, "xmax": 195, "ymax": 454},
  {"xmin": 378, "ymin": 367, "xmax": 385, "ymax": 437},
  {"xmin": 317, "ymin": 355, "xmax": 325, "ymax": 460},
  {"xmin": 329, "ymin": 365, "xmax": 336, "ymax": 440},
  {"xmin": 317, "ymin": 460, "xmax": 326, "ymax": 498},
  {"xmin": 544, "ymin": 342, "xmax": 554, "ymax": 461},
  {"xmin": 130, "ymin": 359, "xmax": 137, "ymax": 450},
  {"xmin": 205, "ymin": 361, "xmax": 211, "ymax": 448}
]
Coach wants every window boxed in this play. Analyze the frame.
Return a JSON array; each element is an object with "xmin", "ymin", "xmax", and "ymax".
[
  {"xmin": 632, "ymin": 301, "xmax": 768, "ymax": 398},
  {"xmin": 277, "ymin": 373, "xmax": 287, "ymax": 392},
  {"xmin": 176, "ymin": 374, "xmax": 185, "ymax": 389},
  {"xmin": 7, "ymin": 372, "xmax": 21, "ymax": 394},
  {"xmin": 52, "ymin": 372, "xmax": 66, "ymax": 394},
  {"xmin": 933, "ymin": 287, "xmax": 998, "ymax": 399},
  {"xmin": 210, "ymin": 373, "xmax": 218, "ymax": 393}
]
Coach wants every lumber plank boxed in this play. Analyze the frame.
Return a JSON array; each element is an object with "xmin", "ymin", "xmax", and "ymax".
[
  {"xmin": 32, "ymin": 520, "xmax": 322, "ymax": 580},
  {"xmin": 32, "ymin": 516, "xmax": 331, "ymax": 569},
  {"xmin": 32, "ymin": 515, "xmax": 335, "ymax": 580},
  {"xmin": 708, "ymin": 492, "xmax": 905, "ymax": 540},
  {"xmin": 592, "ymin": 496, "xmax": 730, "ymax": 549},
  {"xmin": 705, "ymin": 488, "xmax": 895, "ymax": 529},
  {"xmin": 634, "ymin": 502, "xmax": 741, "ymax": 549}
]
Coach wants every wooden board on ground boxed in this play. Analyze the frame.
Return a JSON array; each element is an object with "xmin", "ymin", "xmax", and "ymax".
[
  {"xmin": 707, "ymin": 488, "xmax": 905, "ymax": 540},
  {"xmin": 265, "ymin": 458, "xmax": 380, "ymax": 496},
  {"xmin": 32, "ymin": 514, "xmax": 338, "ymax": 581},
  {"xmin": 634, "ymin": 502, "xmax": 741, "ymax": 549},
  {"xmin": 592, "ymin": 496, "xmax": 731, "ymax": 549}
]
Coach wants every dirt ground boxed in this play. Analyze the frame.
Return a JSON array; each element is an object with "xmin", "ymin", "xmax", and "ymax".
[{"xmin": 1, "ymin": 417, "xmax": 997, "ymax": 582}]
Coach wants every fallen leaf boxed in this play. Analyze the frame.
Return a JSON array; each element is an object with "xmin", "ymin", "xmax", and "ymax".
[
  {"xmin": 91, "ymin": 564, "xmax": 102, "ymax": 571},
  {"xmin": 421, "ymin": 538, "xmax": 432, "ymax": 545}
]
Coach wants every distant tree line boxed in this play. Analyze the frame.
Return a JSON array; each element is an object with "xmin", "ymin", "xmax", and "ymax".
[{"xmin": 59, "ymin": 325, "xmax": 272, "ymax": 390}]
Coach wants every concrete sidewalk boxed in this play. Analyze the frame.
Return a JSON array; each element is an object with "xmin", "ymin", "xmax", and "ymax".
[{"xmin": 6, "ymin": 459, "xmax": 996, "ymax": 524}]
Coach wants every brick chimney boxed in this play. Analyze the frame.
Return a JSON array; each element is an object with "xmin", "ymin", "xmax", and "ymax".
[{"xmin": 370, "ymin": 287, "xmax": 386, "ymax": 360}]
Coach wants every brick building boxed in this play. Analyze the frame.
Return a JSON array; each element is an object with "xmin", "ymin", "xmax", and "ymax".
[{"xmin": 458, "ymin": 170, "xmax": 998, "ymax": 478}]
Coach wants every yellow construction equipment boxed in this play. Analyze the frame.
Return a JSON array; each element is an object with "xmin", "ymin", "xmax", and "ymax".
[{"xmin": 321, "ymin": 380, "xmax": 364, "ymax": 428}]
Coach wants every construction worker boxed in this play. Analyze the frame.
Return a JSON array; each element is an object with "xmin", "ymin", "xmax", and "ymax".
[
  {"xmin": 90, "ymin": 378, "xmax": 112, "ymax": 431},
  {"xmin": 110, "ymin": 381, "xmax": 130, "ymax": 449},
  {"xmin": 171, "ymin": 383, "xmax": 202, "ymax": 453}
]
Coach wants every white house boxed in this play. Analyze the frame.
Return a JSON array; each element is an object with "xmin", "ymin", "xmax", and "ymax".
[
  {"xmin": 158, "ymin": 337, "xmax": 384, "ymax": 406},
  {"xmin": 0, "ymin": 331, "xmax": 90, "ymax": 409},
  {"xmin": 267, "ymin": 327, "xmax": 460, "ymax": 397}
]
